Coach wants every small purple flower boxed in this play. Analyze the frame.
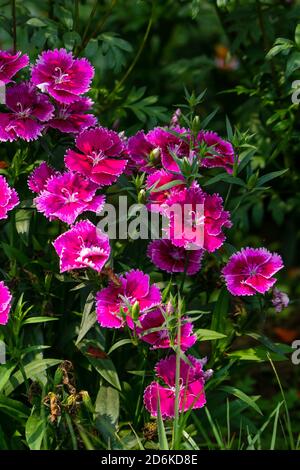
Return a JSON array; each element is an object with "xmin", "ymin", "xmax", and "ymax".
[
  {"xmin": 147, "ymin": 239, "xmax": 203, "ymax": 275},
  {"xmin": 34, "ymin": 172, "xmax": 105, "ymax": 225},
  {"xmin": 222, "ymin": 247, "xmax": 284, "ymax": 296},
  {"xmin": 0, "ymin": 175, "xmax": 19, "ymax": 219},
  {"xmin": 272, "ymin": 288, "xmax": 289, "ymax": 312},
  {"xmin": 0, "ymin": 82, "xmax": 54, "ymax": 142},
  {"xmin": 31, "ymin": 48, "xmax": 94, "ymax": 104},
  {"xmin": 47, "ymin": 97, "xmax": 97, "ymax": 134},
  {"xmin": 53, "ymin": 220, "xmax": 110, "ymax": 273},
  {"xmin": 28, "ymin": 162, "xmax": 60, "ymax": 193},
  {"xmin": 0, "ymin": 281, "xmax": 12, "ymax": 325},
  {"xmin": 136, "ymin": 307, "xmax": 197, "ymax": 351},
  {"xmin": 0, "ymin": 50, "xmax": 29, "ymax": 84}
]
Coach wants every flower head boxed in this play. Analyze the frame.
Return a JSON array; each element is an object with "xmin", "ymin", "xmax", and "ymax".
[
  {"xmin": 31, "ymin": 48, "xmax": 94, "ymax": 104},
  {"xmin": 144, "ymin": 355, "xmax": 211, "ymax": 419},
  {"xmin": 147, "ymin": 239, "xmax": 203, "ymax": 275},
  {"xmin": 222, "ymin": 247, "xmax": 284, "ymax": 296},
  {"xmin": 34, "ymin": 172, "xmax": 105, "ymax": 225},
  {"xmin": 0, "ymin": 175, "xmax": 19, "ymax": 219},
  {"xmin": 127, "ymin": 131, "xmax": 160, "ymax": 174},
  {"xmin": 148, "ymin": 126, "xmax": 191, "ymax": 173},
  {"xmin": 0, "ymin": 281, "xmax": 12, "ymax": 325},
  {"xmin": 197, "ymin": 131, "xmax": 235, "ymax": 174},
  {"xmin": 164, "ymin": 182, "xmax": 231, "ymax": 252},
  {"xmin": 65, "ymin": 127, "xmax": 127, "ymax": 186},
  {"xmin": 53, "ymin": 220, "xmax": 110, "ymax": 273},
  {"xmin": 0, "ymin": 82, "xmax": 54, "ymax": 142},
  {"xmin": 47, "ymin": 97, "xmax": 97, "ymax": 134},
  {"xmin": 28, "ymin": 162, "xmax": 60, "ymax": 193},
  {"xmin": 136, "ymin": 307, "xmax": 197, "ymax": 351},
  {"xmin": 0, "ymin": 50, "xmax": 29, "ymax": 84},
  {"xmin": 96, "ymin": 270, "xmax": 161, "ymax": 329}
]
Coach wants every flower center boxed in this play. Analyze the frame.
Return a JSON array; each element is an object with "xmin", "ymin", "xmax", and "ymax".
[
  {"xmin": 61, "ymin": 188, "xmax": 78, "ymax": 203},
  {"xmin": 89, "ymin": 150, "xmax": 106, "ymax": 166},
  {"xmin": 15, "ymin": 102, "xmax": 31, "ymax": 118},
  {"xmin": 54, "ymin": 67, "xmax": 69, "ymax": 84}
]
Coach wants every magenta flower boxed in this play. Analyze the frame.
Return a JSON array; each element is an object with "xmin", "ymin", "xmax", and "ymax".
[
  {"xmin": 222, "ymin": 247, "xmax": 284, "ymax": 296},
  {"xmin": 0, "ymin": 281, "xmax": 12, "ymax": 325},
  {"xmin": 148, "ymin": 126, "xmax": 191, "ymax": 173},
  {"xmin": 127, "ymin": 131, "xmax": 159, "ymax": 174},
  {"xmin": 144, "ymin": 355, "xmax": 211, "ymax": 419},
  {"xmin": 0, "ymin": 175, "xmax": 19, "ymax": 219},
  {"xmin": 34, "ymin": 172, "xmax": 105, "ymax": 225},
  {"xmin": 28, "ymin": 162, "xmax": 60, "ymax": 193},
  {"xmin": 0, "ymin": 50, "xmax": 29, "ymax": 84},
  {"xmin": 65, "ymin": 127, "xmax": 127, "ymax": 186},
  {"xmin": 197, "ymin": 131, "xmax": 235, "ymax": 174},
  {"xmin": 53, "ymin": 220, "xmax": 110, "ymax": 273},
  {"xmin": 147, "ymin": 239, "xmax": 203, "ymax": 275},
  {"xmin": 47, "ymin": 97, "xmax": 97, "ymax": 134},
  {"xmin": 0, "ymin": 82, "xmax": 54, "ymax": 142},
  {"xmin": 31, "ymin": 48, "xmax": 94, "ymax": 104},
  {"xmin": 164, "ymin": 182, "xmax": 231, "ymax": 252},
  {"xmin": 96, "ymin": 270, "xmax": 162, "ymax": 329},
  {"xmin": 136, "ymin": 308, "xmax": 197, "ymax": 351},
  {"xmin": 146, "ymin": 170, "xmax": 185, "ymax": 213}
]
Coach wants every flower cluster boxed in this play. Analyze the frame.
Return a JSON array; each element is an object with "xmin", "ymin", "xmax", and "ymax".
[
  {"xmin": 0, "ymin": 47, "xmax": 288, "ymax": 421},
  {"xmin": 0, "ymin": 48, "xmax": 96, "ymax": 142}
]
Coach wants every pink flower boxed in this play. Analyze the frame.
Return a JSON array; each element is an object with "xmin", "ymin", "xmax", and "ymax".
[
  {"xmin": 222, "ymin": 247, "xmax": 284, "ymax": 296},
  {"xmin": 34, "ymin": 172, "xmax": 105, "ymax": 225},
  {"xmin": 144, "ymin": 355, "xmax": 211, "ymax": 419},
  {"xmin": 0, "ymin": 281, "xmax": 12, "ymax": 325},
  {"xmin": 148, "ymin": 126, "xmax": 191, "ymax": 173},
  {"xmin": 28, "ymin": 162, "xmax": 60, "ymax": 193},
  {"xmin": 53, "ymin": 220, "xmax": 110, "ymax": 273},
  {"xmin": 31, "ymin": 48, "xmax": 94, "ymax": 104},
  {"xmin": 136, "ymin": 308, "xmax": 197, "ymax": 351},
  {"xmin": 0, "ymin": 175, "xmax": 19, "ymax": 219},
  {"xmin": 65, "ymin": 127, "xmax": 127, "ymax": 186},
  {"xmin": 146, "ymin": 170, "xmax": 185, "ymax": 213},
  {"xmin": 0, "ymin": 82, "xmax": 54, "ymax": 142},
  {"xmin": 127, "ymin": 131, "xmax": 160, "ymax": 174},
  {"xmin": 197, "ymin": 131, "xmax": 235, "ymax": 174},
  {"xmin": 147, "ymin": 239, "xmax": 203, "ymax": 275},
  {"xmin": 96, "ymin": 270, "xmax": 161, "ymax": 329},
  {"xmin": 164, "ymin": 182, "xmax": 231, "ymax": 252},
  {"xmin": 0, "ymin": 50, "xmax": 29, "ymax": 84},
  {"xmin": 47, "ymin": 97, "xmax": 97, "ymax": 134}
]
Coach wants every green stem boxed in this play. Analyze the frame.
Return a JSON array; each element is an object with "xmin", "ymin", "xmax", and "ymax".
[{"xmin": 11, "ymin": 0, "xmax": 17, "ymax": 52}]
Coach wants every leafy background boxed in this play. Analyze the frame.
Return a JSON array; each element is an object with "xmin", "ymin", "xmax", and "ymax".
[{"xmin": 0, "ymin": 0, "xmax": 299, "ymax": 450}]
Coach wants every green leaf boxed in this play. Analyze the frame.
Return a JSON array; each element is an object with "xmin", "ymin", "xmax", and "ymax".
[
  {"xmin": 220, "ymin": 385, "xmax": 262, "ymax": 415},
  {"xmin": 77, "ymin": 340, "xmax": 121, "ymax": 391},
  {"xmin": 107, "ymin": 339, "xmax": 132, "ymax": 355},
  {"xmin": 157, "ymin": 396, "xmax": 169, "ymax": 450},
  {"xmin": 25, "ymin": 414, "xmax": 46, "ymax": 450},
  {"xmin": 75, "ymin": 292, "xmax": 96, "ymax": 345},
  {"xmin": 4, "ymin": 359, "xmax": 62, "ymax": 395},
  {"xmin": 0, "ymin": 395, "xmax": 30, "ymax": 422},
  {"xmin": 295, "ymin": 24, "xmax": 300, "ymax": 48},
  {"xmin": 95, "ymin": 385, "xmax": 119, "ymax": 425},
  {"xmin": 204, "ymin": 173, "xmax": 245, "ymax": 187},
  {"xmin": 286, "ymin": 51, "xmax": 300, "ymax": 77},
  {"xmin": 196, "ymin": 329, "xmax": 227, "ymax": 341},
  {"xmin": 0, "ymin": 362, "xmax": 16, "ymax": 393},
  {"xmin": 227, "ymin": 347, "xmax": 287, "ymax": 362},
  {"xmin": 23, "ymin": 317, "xmax": 58, "ymax": 325},
  {"xmin": 26, "ymin": 18, "xmax": 46, "ymax": 27},
  {"xmin": 256, "ymin": 169, "xmax": 288, "ymax": 187}
]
